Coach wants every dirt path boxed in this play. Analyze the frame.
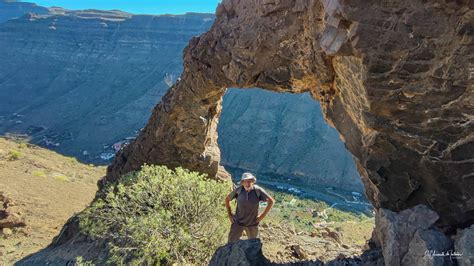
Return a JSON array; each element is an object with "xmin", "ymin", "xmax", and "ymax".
[{"xmin": 0, "ymin": 138, "xmax": 105, "ymax": 264}]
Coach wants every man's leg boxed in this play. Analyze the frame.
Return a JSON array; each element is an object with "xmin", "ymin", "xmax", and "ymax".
[
  {"xmin": 244, "ymin": 225, "xmax": 259, "ymax": 239},
  {"xmin": 227, "ymin": 223, "xmax": 244, "ymax": 243}
]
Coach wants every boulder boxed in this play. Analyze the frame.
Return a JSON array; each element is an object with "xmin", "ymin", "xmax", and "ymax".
[
  {"xmin": 375, "ymin": 205, "xmax": 454, "ymax": 266},
  {"xmin": 209, "ymin": 239, "xmax": 269, "ymax": 266},
  {"xmin": 0, "ymin": 193, "xmax": 26, "ymax": 229},
  {"xmin": 454, "ymin": 225, "xmax": 474, "ymax": 266}
]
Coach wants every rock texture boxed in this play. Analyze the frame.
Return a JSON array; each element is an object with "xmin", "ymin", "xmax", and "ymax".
[
  {"xmin": 454, "ymin": 224, "xmax": 474, "ymax": 266},
  {"xmin": 375, "ymin": 205, "xmax": 453, "ymax": 266},
  {"xmin": 209, "ymin": 239, "xmax": 269, "ymax": 265},
  {"xmin": 0, "ymin": 0, "xmax": 363, "ymax": 192},
  {"xmin": 107, "ymin": 0, "xmax": 473, "ymax": 231},
  {"xmin": 209, "ymin": 238, "xmax": 382, "ymax": 266},
  {"xmin": 0, "ymin": 192, "xmax": 26, "ymax": 230}
]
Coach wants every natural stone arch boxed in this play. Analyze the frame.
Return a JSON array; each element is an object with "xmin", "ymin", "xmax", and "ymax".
[{"xmin": 106, "ymin": 0, "xmax": 473, "ymax": 231}]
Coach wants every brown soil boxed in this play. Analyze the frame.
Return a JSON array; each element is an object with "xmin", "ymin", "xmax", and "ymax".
[
  {"xmin": 0, "ymin": 138, "xmax": 105, "ymax": 264},
  {"xmin": 259, "ymin": 220, "xmax": 374, "ymax": 263}
]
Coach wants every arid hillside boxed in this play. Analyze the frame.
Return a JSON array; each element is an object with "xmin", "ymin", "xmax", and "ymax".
[{"xmin": 0, "ymin": 137, "xmax": 106, "ymax": 264}]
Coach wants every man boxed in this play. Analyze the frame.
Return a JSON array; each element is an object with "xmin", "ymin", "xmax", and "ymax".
[{"xmin": 224, "ymin": 172, "xmax": 275, "ymax": 243}]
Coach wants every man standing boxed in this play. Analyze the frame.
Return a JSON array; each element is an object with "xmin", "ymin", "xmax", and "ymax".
[{"xmin": 225, "ymin": 172, "xmax": 275, "ymax": 243}]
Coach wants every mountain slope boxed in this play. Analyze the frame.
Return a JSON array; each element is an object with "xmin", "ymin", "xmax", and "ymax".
[
  {"xmin": 0, "ymin": 0, "xmax": 48, "ymax": 23},
  {"xmin": 0, "ymin": 137, "xmax": 105, "ymax": 264}
]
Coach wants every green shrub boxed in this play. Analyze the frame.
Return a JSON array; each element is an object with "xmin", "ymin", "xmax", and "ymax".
[
  {"xmin": 32, "ymin": 170, "xmax": 47, "ymax": 178},
  {"xmin": 18, "ymin": 142, "xmax": 28, "ymax": 149},
  {"xmin": 53, "ymin": 174, "xmax": 69, "ymax": 182},
  {"xmin": 79, "ymin": 164, "xmax": 229, "ymax": 265},
  {"xmin": 7, "ymin": 149, "xmax": 22, "ymax": 160},
  {"xmin": 74, "ymin": 256, "xmax": 94, "ymax": 266}
]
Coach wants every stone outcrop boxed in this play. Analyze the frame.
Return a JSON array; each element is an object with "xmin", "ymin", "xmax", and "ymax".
[
  {"xmin": 454, "ymin": 225, "xmax": 474, "ymax": 266},
  {"xmin": 106, "ymin": 0, "xmax": 473, "ymax": 232},
  {"xmin": 0, "ymin": 0, "xmax": 363, "ymax": 192},
  {"xmin": 209, "ymin": 239, "xmax": 269, "ymax": 265},
  {"xmin": 375, "ymin": 205, "xmax": 453, "ymax": 266},
  {"xmin": 209, "ymin": 238, "xmax": 382, "ymax": 265},
  {"xmin": 0, "ymin": 192, "xmax": 26, "ymax": 230}
]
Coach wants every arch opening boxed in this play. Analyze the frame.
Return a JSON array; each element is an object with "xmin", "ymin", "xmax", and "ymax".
[
  {"xmin": 106, "ymin": 0, "xmax": 472, "ymax": 236},
  {"xmin": 217, "ymin": 87, "xmax": 375, "ymax": 262}
]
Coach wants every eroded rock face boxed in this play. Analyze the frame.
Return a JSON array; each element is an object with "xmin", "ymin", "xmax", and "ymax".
[
  {"xmin": 209, "ymin": 238, "xmax": 382, "ymax": 265},
  {"xmin": 107, "ymin": 0, "xmax": 473, "ymax": 231},
  {"xmin": 454, "ymin": 225, "xmax": 474, "ymax": 266},
  {"xmin": 209, "ymin": 239, "xmax": 269, "ymax": 265},
  {"xmin": 0, "ymin": 192, "xmax": 26, "ymax": 230},
  {"xmin": 375, "ymin": 205, "xmax": 453, "ymax": 266}
]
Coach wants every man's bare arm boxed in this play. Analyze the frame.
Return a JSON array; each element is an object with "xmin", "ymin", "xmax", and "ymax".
[
  {"xmin": 257, "ymin": 196, "xmax": 274, "ymax": 222},
  {"xmin": 225, "ymin": 195, "xmax": 234, "ymax": 223}
]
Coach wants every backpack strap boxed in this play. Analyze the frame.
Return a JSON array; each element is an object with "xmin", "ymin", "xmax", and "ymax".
[
  {"xmin": 234, "ymin": 184, "xmax": 261, "ymax": 199},
  {"xmin": 235, "ymin": 185, "xmax": 243, "ymax": 197},
  {"xmin": 253, "ymin": 184, "xmax": 261, "ymax": 199}
]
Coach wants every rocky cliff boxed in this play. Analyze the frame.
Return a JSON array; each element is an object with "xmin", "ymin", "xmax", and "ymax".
[
  {"xmin": 0, "ymin": 0, "xmax": 47, "ymax": 23},
  {"xmin": 0, "ymin": 0, "xmax": 363, "ymax": 191},
  {"xmin": 105, "ymin": 0, "xmax": 473, "ymax": 233},
  {"xmin": 0, "ymin": 4, "xmax": 214, "ymax": 161}
]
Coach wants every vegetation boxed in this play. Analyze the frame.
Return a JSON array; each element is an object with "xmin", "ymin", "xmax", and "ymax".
[
  {"xmin": 32, "ymin": 170, "xmax": 47, "ymax": 178},
  {"xmin": 18, "ymin": 142, "xmax": 28, "ymax": 149},
  {"xmin": 263, "ymin": 188, "xmax": 372, "ymax": 233},
  {"xmin": 79, "ymin": 164, "xmax": 230, "ymax": 265},
  {"xmin": 53, "ymin": 173, "xmax": 70, "ymax": 182},
  {"xmin": 74, "ymin": 256, "xmax": 94, "ymax": 266},
  {"xmin": 7, "ymin": 149, "xmax": 22, "ymax": 160}
]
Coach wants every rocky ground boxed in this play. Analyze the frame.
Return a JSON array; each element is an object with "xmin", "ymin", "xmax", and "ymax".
[
  {"xmin": 0, "ymin": 137, "xmax": 105, "ymax": 264},
  {"xmin": 259, "ymin": 220, "xmax": 373, "ymax": 263}
]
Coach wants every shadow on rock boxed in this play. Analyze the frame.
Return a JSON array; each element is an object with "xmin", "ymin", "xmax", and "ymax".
[
  {"xmin": 15, "ymin": 216, "xmax": 109, "ymax": 265},
  {"xmin": 209, "ymin": 238, "xmax": 383, "ymax": 266}
]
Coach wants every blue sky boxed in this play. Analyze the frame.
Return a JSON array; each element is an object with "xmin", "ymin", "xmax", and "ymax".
[{"xmin": 23, "ymin": 0, "xmax": 221, "ymax": 15}]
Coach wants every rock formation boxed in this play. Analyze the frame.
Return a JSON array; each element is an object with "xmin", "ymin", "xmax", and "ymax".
[
  {"xmin": 375, "ymin": 205, "xmax": 453, "ymax": 265},
  {"xmin": 0, "ymin": 0, "xmax": 363, "ymax": 192},
  {"xmin": 454, "ymin": 225, "xmax": 474, "ymax": 266},
  {"xmin": 208, "ymin": 238, "xmax": 382, "ymax": 265},
  {"xmin": 106, "ymin": 0, "xmax": 473, "ymax": 232},
  {"xmin": 0, "ymin": 192, "xmax": 26, "ymax": 231},
  {"xmin": 0, "ymin": 0, "xmax": 48, "ymax": 23}
]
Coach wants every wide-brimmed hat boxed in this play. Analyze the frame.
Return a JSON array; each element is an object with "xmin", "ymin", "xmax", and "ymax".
[{"xmin": 240, "ymin": 172, "xmax": 256, "ymax": 183}]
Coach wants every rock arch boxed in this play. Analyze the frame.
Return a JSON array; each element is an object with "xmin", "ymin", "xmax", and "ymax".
[{"xmin": 106, "ymin": 0, "xmax": 473, "ymax": 231}]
